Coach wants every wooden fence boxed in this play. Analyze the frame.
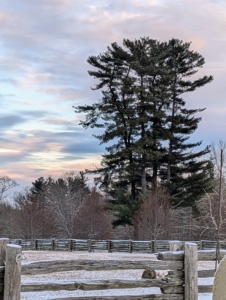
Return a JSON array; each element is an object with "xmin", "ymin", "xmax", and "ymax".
[
  {"xmin": 0, "ymin": 238, "xmax": 222, "ymax": 299},
  {"xmin": 8, "ymin": 238, "xmax": 226, "ymax": 253}
]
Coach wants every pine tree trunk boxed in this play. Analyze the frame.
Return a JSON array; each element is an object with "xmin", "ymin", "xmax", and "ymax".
[
  {"xmin": 167, "ymin": 89, "xmax": 176, "ymax": 183},
  {"xmin": 167, "ymin": 141, "xmax": 172, "ymax": 183},
  {"xmin": 141, "ymin": 168, "xmax": 146, "ymax": 195},
  {"xmin": 152, "ymin": 163, "xmax": 158, "ymax": 191}
]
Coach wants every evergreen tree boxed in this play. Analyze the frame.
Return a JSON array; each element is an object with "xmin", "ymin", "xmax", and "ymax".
[
  {"xmin": 30, "ymin": 177, "xmax": 47, "ymax": 195},
  {"xmin": 159, "ymin": 39, "xmax": 214, "ymax": 207},
  {"xmin": 74, "ymin": 37, "xmax": 213, "ymax": 226},
  {"xmin": 75, "ymin": 38, "xmax": 169, "ymax": 224}
]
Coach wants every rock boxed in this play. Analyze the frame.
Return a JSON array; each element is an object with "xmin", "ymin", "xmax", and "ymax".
[{"xmin": 141, "ymin": 269, "xmax": 156, "ymax": 279}]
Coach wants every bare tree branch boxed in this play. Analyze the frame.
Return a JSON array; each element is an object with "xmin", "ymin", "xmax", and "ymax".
[{"xmin": 0, "ymin": 175, "xmax": 18, "ymax": 201}]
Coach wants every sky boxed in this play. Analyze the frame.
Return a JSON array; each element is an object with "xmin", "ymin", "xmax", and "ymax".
[{"xmin": 0, "ymin": 0, "xmax": 226, "ymax": 194}]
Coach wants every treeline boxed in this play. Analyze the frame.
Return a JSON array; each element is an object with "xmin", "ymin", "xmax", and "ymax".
[
  {"xmin": 0, "ymin": 168, "xmax": 225, "ymax": 241},
  {"xmin": 0, "ymin": 172, "xmax": 179, "ymax": 240},
  {"xmin": 0, "ymin": 172, "xmax": 114, "ymax": 240},
  {"xmin": 0, "ymin": 172, "xmax": 190, "ymax": 240}
]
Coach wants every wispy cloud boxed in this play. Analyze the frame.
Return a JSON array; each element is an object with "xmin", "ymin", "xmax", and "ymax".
[{"xmin": 0, "ymin": 0, "xmax": 225, "ymax": 190}]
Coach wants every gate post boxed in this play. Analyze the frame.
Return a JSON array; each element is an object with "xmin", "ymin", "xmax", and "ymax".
[
  {"xmin": 170, "ymin": 240, "xmax": 183, "ymax": 251},
  {"xmin": 4, "ymin": 244, "xmax": 22, "ymax": 300},
  {"xmin": 184, "ymin": 242, "xmax": 198, "ymax": 300},
  {"xmin": 0, "ymin": 239, "xmax": 9, "ymax": 300}
]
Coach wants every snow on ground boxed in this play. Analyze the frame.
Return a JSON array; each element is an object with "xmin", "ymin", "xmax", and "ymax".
[{"xmin": 21, "ymin": 251, "xmax": 213, "ymax": 299}]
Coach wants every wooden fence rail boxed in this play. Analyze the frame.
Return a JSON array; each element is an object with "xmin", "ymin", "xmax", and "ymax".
[
  {"xmin": 0, "ymin": 238, "xmax": 223, "ymax": 299},
  {"xmin": 8, "ymin": 238, "xmax": 226, "ymax": 253}
]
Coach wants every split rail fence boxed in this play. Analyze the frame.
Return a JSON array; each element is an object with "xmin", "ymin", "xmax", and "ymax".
[
  {"xmin": 8, "ymin": 238, "xmax": 226, "ymax": 253},
  {"xmin": 0, "ymin": 238, "xmax": 222, "ymax": 299}
]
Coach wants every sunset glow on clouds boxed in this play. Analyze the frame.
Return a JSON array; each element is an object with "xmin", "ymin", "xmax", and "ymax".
[{"xmin": 0, "ymin": 0, "xmax": 226, "ymax": 192}]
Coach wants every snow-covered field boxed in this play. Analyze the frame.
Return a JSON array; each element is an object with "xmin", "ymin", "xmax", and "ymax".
[{"xmin": 21, "ymin": 251, "xmax": 213, "ymax": 299}]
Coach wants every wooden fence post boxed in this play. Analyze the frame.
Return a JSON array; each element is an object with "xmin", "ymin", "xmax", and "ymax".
[
  {"xmin": 69, "ymin": 239, "xmax": 72, "ymax": 252},
  {"xmin": 0, "ymin": 239, "xmax": 9, "ymax": 300},
  {"xmin": 107, "ymin": 240, "xmax": 111, "ymax": 253},
  {"xmin": 151, "ymin": 240, "xmax": 156, "ymax": 253},
  {"xmin": 0, "ymin": 239, "xmax": 9, "ymax": 266},
  {"xmin": 184, "ymin": 242, "xmax": 198, "ymax": 300},
  {"xmin": 4, "ymin": 244, "xmax": 22, "ymax": 300},
  {"xmin": 34, "ymin": 239, "xmax": 38, "ymax": 251},
  {"xmin": 51, "ymin": 239, "xmax": 55, "ymax": 251},
  {"xmin": 88, "ymin": 239, "xmax": 92, "ymax": 252},
  {"xmin": 129, "ymin": 240, "xmax": 132, "ymax": 253},
  {"xmin": 170, "ymin": 240, "xmax": 183, "ymax": 251}
]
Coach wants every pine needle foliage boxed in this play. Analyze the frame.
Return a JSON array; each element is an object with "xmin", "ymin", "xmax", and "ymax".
[{"xmin": 74, "ymin": 37, "xmax": 214, "ymax": 226}]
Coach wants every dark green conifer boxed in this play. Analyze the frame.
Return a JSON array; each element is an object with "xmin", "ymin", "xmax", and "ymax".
[
  {"xmin": 159, "ymin": 39, "xmax": 214, "ymax": 207},
  {"xmin": 74, "ymin": 37, "xmax": 213, "ymax": 226}
]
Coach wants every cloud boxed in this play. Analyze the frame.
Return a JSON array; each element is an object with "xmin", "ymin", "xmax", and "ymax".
[
  {"xmin": 0, "ymin": 78, "xmax": 18, "ymax": 85},
  {"xmin": 0, "ymin": 151, "xmax": 25, "ymax": 163},
  {"xmin": 20, "ymin": 110, "xmax": 51, "ymax": 118},
  {"xmin": 0, "ymin": 115, "xmax": 26, "ymax": 128},
  {"xmin": 63, "ymin": 140, "xmax": 105, "ymax": 155},
  {"xmin": 0, "ymin": 127, "xmax": 102, "ymax": 167},
  {"xmin": 0, "ymin": 110, "xmax": 53, "ymax": 129},
  {"xmin": 0, "ymin": 93, "xmax": 16, "ymax": 99},
  {"xmin": 0, "ymin": 0, "xmax": 226, "ymax": 191},
  {"xmin": 40, "ymin": 117, "xmax": 77, "ymax": 126}
]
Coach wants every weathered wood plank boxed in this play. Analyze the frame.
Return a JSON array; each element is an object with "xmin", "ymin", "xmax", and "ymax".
[
  {"xmin": 157, "ymin": 251, "xmax": 184, "ymax": 261},
  {"xmin": 160, "ymin": 286, "xmax": 183, "ymax": 294},
  {"xmin": 21, "ymin": 259, "xmax": 183, "ymax": 275},
  {"xmin": 184, "ymin": 243, "xmax": 198, "ymax": 300},
  {"xmin": 21, "ymin": 278, "xmax": 184, "ymax": 292},
  {"xmin": 198, "ymin": 284, "xmax": 213, "ymax": 293},
  {"xmin": 198, "ymin": 250, "xmax": 226, "ymax": 261},
  {"xmin": 4, "ymin": 244, "xmax": 22, "ymax": 300},
  {"xmin": 0, "ymin": 267, "xmax": 4, "ymax": 277},
  {"xmin": 0, "ymin": 266, "xmax": 4, "ymax": 276},
  {"xmin": 52, "ymin": 295, "xmax": 184, "ymax": 300},
  {"xmin": 132, "ymin": 241, "xmax": 151, "ymax": 253},
  {"xmin": 198, "ymin": 269, "xmax": 215, "ymax": 278},
  {"xmin": 165, "ymin": 270, "xmax": 184, "ymax": 279},
  {"xmin": 156, "ymin": 240, "xmax": 170, "ymax": 251}
]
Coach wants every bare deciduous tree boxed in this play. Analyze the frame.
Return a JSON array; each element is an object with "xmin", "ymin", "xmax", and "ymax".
[
  {"xmin": 0, "ymin": 175, "xmax": 18, "ymax": 201},
  {"xmin": 45, "ymin": 172, "xmax": 89, "ymax": 238},
  {"xmin": 192, "ymin": 141, "xmax": 226, "ymax": 267},
  {"xmin": 0, "ymin": 175, "xmax": 18, "ymax": 237},
  {"xmin": 0, "ymin": 203, "xmax": 16, "ymax": 237},
  {"xmin": 74, "ymin": 188, "xmax": 114, "ymax": 239},
  {"xmin": 14, "ymin": 188, "xmax": 58, "ymax": 239},
  {"xmin": 134, "ymin": 187, "xmax": 174, "ymax": 243}
]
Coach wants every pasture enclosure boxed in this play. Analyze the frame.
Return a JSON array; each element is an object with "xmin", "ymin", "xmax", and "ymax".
[
  {"xmin": 0, "ymin": 238, "xmax": 221, "ymax": 299},
  {"xmin": 8, "ymin": 238, "xmax": 226, "ymax": 253}
]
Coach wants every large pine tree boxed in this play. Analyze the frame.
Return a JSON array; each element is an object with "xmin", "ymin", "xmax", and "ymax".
[
  {"xmin": 159, "ymin": 39, "xmax": 214, "ymax": 207},
  {"xmin": 74, "ymin": 37, "xmax": 213, "ymax": 226}
]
